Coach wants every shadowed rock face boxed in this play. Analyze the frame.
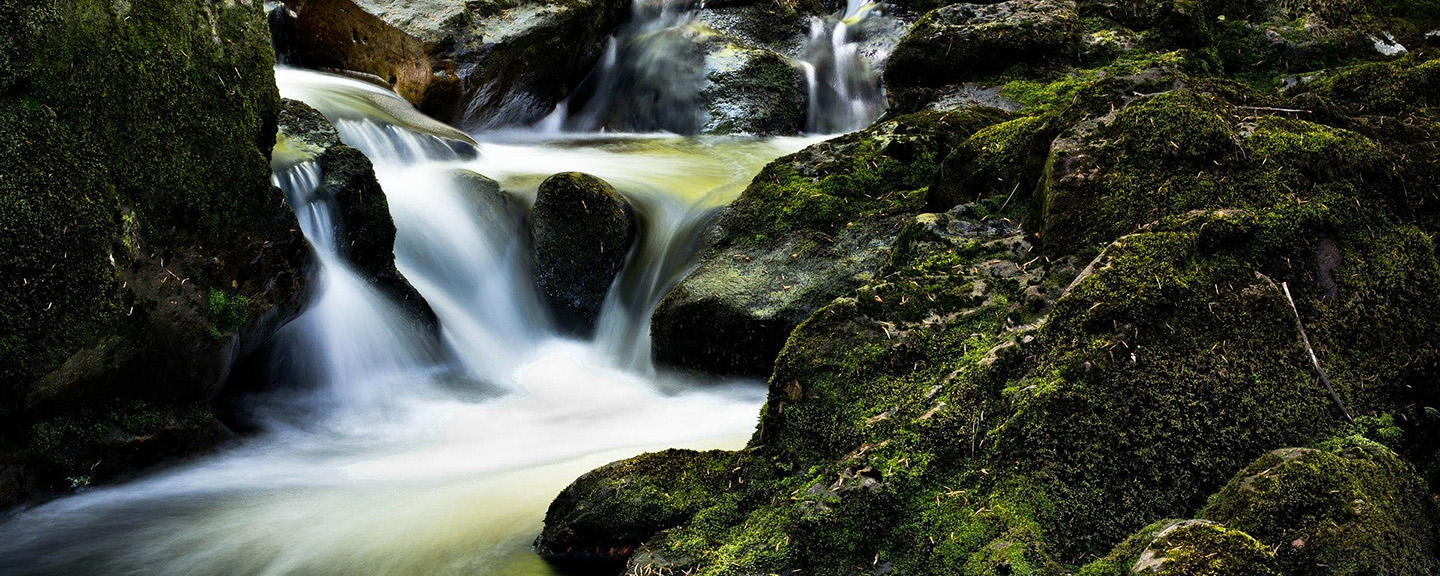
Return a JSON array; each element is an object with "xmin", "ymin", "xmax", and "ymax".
[
  {"xmin": 884, "ymin": 0, "xmax": 1080, "ymax": 108},
  {"xmin": 530, "ymin": 172, "xmax": 637, "ymax": 335},
  {"xmin": 282, "ymin": 0, "xmax": 630, "ymax": 127},
  {"xmin": 0, "ymin": 0, "xmax": 302, "ymax": 508}
]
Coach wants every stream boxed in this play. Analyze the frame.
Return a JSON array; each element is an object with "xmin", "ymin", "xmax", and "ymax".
[{"xmin": 0, "ymin": 1, "xmax": 888, "ymax": 572}]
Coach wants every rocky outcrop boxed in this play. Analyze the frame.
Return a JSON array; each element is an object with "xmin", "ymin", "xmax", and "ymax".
[
  {"xmin": 0, "ymin": 0, "xmax": 300, "ymax": 506},
  {"xmin": 702, "ymin": 43, "xmax": 808, "ymax": 135},
  {"xmin": 282, "ymin": 0, "xmax": 630, "ymax": 127},
  {"xmin": 553, "ymin": 40, "xmax": 1440, "ymax": 573},
  {"xmin": 530, "ymin": 172, "xmax": 637, "ymax": 334},
  {"xmin": 650, "ymin": 108, "xmax": 1008, "ymax": 376},
  {"xmin": 884, "ymin": 0, "xmax": 1080, "ymax": 109}
]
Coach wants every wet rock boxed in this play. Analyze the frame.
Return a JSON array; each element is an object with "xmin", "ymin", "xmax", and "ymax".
[
  {"xmin": 535, "ymin": 450, "xmax": 737, "ymax": 564},
  {"xmin": 282, "ymin": 0, "xmax": 630, "ymax": 127},
  {"xmin": 530, "ymin": 172, "xmax": 637, "ymax": 334},
  {"xmin": 275, "ymin": 99, "xmax": 437, "ymax": 330},
  {"xmin": 884, "ymin": 0, "xmax": 1080, "ymax": 107},
  {"xmin": 702, "ymin": 44, "xmax": 807, "ymax": 135},
  {"xmin": 650, "ymin": 109, "xmax": 1007, "ymax": 376},
  {"xmin": 0, "ymin": 0, "xmax": 303, "ymax": 508},
  {"xmin": 1202, "ymin": 437, "xmax": 1440, "ymax": 576}
]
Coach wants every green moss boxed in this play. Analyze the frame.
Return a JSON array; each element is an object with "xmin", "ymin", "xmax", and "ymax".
[
  {"xmin": 1080, "ymin": 520, "xmax": 1280, "ymax": 576},
  {"xmin": 1310, "ymin": 54, "xmax": 1440, "ymax": 116},
  {"xmin": 27, "ymin": 400, "xmax": 218, "ymax": 485},
  {"xmin": 207, "ymin": 289, "xmax": 251, "ymax": 335},
  {"xmin": 1202, "ymin": 436, "xmax": 1440, "ymax": 575},
  {"xmin": 721, "ymin": 109, "xmax": 1007, "ymax": 247}
]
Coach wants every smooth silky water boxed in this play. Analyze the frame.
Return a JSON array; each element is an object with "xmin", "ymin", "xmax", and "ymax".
[{"xmin": 0, "ymin": 69, "xmax": 824, "ymax": 576}]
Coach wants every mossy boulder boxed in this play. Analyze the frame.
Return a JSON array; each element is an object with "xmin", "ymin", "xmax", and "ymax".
[
  {"xmin": 530, "ymin": 172, "xmax": 637, "ymax": 334},
  {"xmin": 1202, "ymin": 437, "xmax": 1440, "ymax": 575},
  {"xmin": 1079, "ymin": 519, "xmax": 1281, "ymax": 576},
  {"xmin": 650, "ymin": 109, "xmax": 1009, "ymax": 377},
  {"xmin": 284, "ymin": 0, "xmax": 630, "ymax": 127},
  {"xmin": 0, "ymin": 0, "xmax": 300, "ymax": 505},
  {"xmin": 885, "ymin": 0, "xmax": 1081, "ymax": 107},
  {"xmin": 535, "ymin": 449, "xmax": 740, "ymax": 562}
]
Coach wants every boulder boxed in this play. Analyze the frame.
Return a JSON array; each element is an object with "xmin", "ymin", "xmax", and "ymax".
[
  {"xmin": 1080, "ymin": 520, "xmax": 1281, "ymax": 576},
  {"xmin": 282, "ymin": 0, "xmax": 630, "ymax": 127},
  {"xmin": 530, "ymin": 172, "xmax": 637, "ymax": 334},
  {"xmin": 0, "ymin": 0, "xmax": 302, "ymax": 506},
  {"xmin": 651, "ymin": 108, "xmax": 1007, "ymax": 376},
  {"xmin": 1202, "ymin": 437, "xmax": 1440, "ymax": 576},
  {"xmin": 535, "ymin": 449, "xmax": 738, "ymax": 563},
  {"xmin": 884, "ymin": 0, "xmax": 1080, "ymax": 108},
  {"xmin": 702, "ymin": 44, "xmax": 808, "ymax": 135}
]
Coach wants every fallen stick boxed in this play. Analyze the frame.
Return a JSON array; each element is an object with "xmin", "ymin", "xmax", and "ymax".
[{"xmin": 1256, "ymin": 272, "xmax": 1353, "ymax": 421}]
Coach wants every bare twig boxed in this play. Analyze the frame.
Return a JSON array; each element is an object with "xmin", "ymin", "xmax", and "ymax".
[{"xmin": 1257, "ymin": 272, "xmax": 1353, "ymax": 422}]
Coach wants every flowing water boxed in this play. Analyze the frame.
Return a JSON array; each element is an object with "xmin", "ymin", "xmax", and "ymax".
[
  {"xmin": 543, "ymin": 0, "xmax": 889, "ymax": 135},
  {"xmin": 0, "ymin": 68, "xmax": 822, "ymax": 575}
]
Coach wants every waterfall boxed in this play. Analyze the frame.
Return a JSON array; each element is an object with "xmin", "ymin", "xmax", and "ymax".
[
  {"xmin": 266, "ymin": 161, "xmax": 441, "ymax": 427},
  {"xmin": 798, "ymin": 0, "xmax": 888, "ymax": 134},
  {"xmin": 0, "ymin": 67, "xmax": 819, "ymax": 575},
  {"xmin": 545, "ymin": 0, "xmax": 708, "ymax": 134}
]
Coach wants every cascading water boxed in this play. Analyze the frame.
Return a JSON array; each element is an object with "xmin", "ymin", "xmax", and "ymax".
[
  {"xmin": 798, "ymin": 0, "xmax": 890, "ymax": 134},
  {"xmin": 544, "ymin": 0, "xmax": 708, "ymax": 134},
  {"xmin": 0, "ymin": 67, "xmax": 821, "ymax": 575}
]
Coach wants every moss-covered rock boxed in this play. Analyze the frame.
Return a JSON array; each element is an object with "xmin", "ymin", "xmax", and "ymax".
[
  {"xmin": 0, "ymin": 0, "xmax": 300, "ymax": 506},
  {"xmin": 650, "ymin": 109, "xmax": 1009, "ymax": 376},
  {"xmin": 885, "ymin": 0, "xmax": 1081, "ymax": 107},
  {"xmin": 530, "ymin": 172, "xmax": 637, "ymax": 334},
  {"xmin": 535, "ymin": 449, "xmax": 741, "ymax": 562},
  {"xmin": 1202, "ymin": 436, "xmax": 1440, "ymax": 575},
  {"xmin": 1079, "ymin": 519, "xmax": 1281, "ymax": 576},
  {"xmin": 702, "ymin": 46, "xmax": 807, "ymax": 135}
]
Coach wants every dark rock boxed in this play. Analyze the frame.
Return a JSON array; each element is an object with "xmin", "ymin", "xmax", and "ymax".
[
  {"xmin": 1202, "ymin": 437, "xmax": 1440, "ymax": 576},
  {"xmin": 0, "ymin": 0, "xmax": 302, "ymax": 508},
  {"xmin": 283, "ymin": 0, "xmax": 630, "ymax": 127},
  {"xmin": 702, "ymin": 46, "xmax": 808, "ymax": 135},
  {"xmin": 274, "ymin": 98, "xmax": 437, "ymax": 331},
  {"xmin": 650, "ymin": 108, "xmax": 1007, "ymax": 376},
  {"xmin": 884, "ymin": 0, "xmax": 1080, "ymax": 108},
  {"xmin": 535, "ymin": 450, "xmax": 737, "ymax": 563},
  {"xmin": 530, "ymin": 172, "xmax": 637, "ymax": 334}
]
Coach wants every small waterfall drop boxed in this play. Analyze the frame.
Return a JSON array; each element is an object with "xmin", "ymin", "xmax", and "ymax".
[
  {"xmin": 0, "ymin": 67, "xmax": 820, "ymax": 576},
  {"xmin": 799, "ymin": 0, "xmax": 888, "ymax": 134},
  {"xmin": 548, "ymin": 0, "xmax": 708, "ymax": 134}
]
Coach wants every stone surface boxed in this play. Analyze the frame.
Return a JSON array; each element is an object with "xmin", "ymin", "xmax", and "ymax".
[
  {"xmin": 530, "ymin": 172, "xmax": 637, "ymax": 334},
  {"xmin": 0, "ymin": 0, "xmax": 302, "ymax": 507},
  {"xmin": 651, "ymin": 108, "xmax": 1007, "ymax": 376},
  {"xmin": 884, "ymin": 0, "xmax": 1080, "ymax": 108}
]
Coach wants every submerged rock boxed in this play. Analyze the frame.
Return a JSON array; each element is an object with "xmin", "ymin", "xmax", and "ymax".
[
  {"xmin": 282, "ymin": 0, "xmax": 629, "ymax": 127},
  {"xmin": 0, "ymin": 0, "xmax": 301, "ymax": 507},
  {"xmin": 530, "ymin": 172, "xmax": 637, "ymax": 334}
]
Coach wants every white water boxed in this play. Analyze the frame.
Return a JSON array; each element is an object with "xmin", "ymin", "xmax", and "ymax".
[
  {"xmin": 0, "ymin": 69, "xmax": 820, "ymax": 575},
  {"xmin": 799, "ymin": 0, "xmax": 888, "ymax": 134}
]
